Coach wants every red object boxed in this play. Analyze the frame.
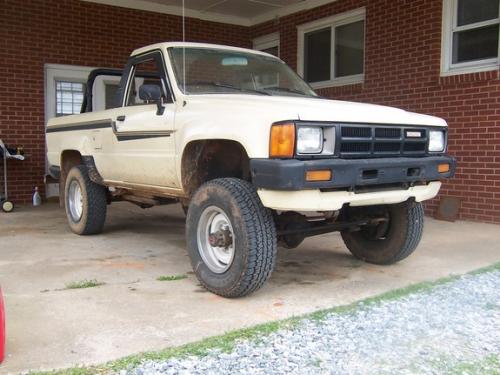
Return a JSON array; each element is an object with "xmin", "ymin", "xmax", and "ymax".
[{"xmin": 0, "ymin": 287, "xmax": 5, "ymax": 363}]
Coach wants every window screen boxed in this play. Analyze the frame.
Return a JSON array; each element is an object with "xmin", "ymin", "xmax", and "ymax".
[
  {"xmin": 452, "ymin": 0, "xmax": 499, "ymax": 64},
  {"xmin": 335, "ymin": 20, "xmax": 365, "ymax": 77},
  {"xmin": 457, "ymin": 0, "xmax": 499, "ymax": 26},
  {"xmin": 304, "ymin": 27, "xmax": 332, "ymax": 83},
  {"xmin": 453, "ymin": 25, "xmax": 499, "ymax": 63}
]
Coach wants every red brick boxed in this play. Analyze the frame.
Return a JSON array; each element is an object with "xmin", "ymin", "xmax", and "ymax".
[
  {"xmin": 251, "ymin": 0, "xmax": 500, "ymax": 224},
  {"xmin": 2, "ymin": 0, "xmax": 500, "ymax": 225}
]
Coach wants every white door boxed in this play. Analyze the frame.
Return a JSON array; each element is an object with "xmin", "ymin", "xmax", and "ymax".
[{"xmin": 103, "ymin": 51, "xmax": 178, "ymax": 188}]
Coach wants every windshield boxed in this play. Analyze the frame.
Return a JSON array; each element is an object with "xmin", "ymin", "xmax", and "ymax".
[{"xmin": 168, "ymin": 47, "xmax": 317, "ymax": 97}]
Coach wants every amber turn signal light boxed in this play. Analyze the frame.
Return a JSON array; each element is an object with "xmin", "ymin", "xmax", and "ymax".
[
  {"xmin": 438, "ymin": 163, "xmax": 450, "ymax": 173},
  {"xmin": 306, "ymin": 170, "xmax": 332, "ymax": 182},
  {"xmin": 270, "ymin": 123, "xmax": 295, "ymax": 158}
]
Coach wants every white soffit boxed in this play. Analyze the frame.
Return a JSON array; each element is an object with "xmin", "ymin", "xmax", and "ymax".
[{"xmin": 80, "ymin": 0, "xmax": 339, "ymax": 26}]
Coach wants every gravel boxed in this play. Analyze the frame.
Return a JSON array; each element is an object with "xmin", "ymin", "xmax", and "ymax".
[{"xmin": 124, "ymin": 270, "xmax": 500, "ymax": 375}]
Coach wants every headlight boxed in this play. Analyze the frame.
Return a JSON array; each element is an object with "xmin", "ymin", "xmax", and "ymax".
[
  {"xmin": 428, "ymin": 130, "xmax": 445, "ymax": 152},
  {"xmin": 297, "ymin": 127, "xmax": 323, "ymax": 154}
]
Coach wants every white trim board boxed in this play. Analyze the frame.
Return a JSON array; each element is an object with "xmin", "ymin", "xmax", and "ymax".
[{"xmin": 80, "ymin": 0, "xmax": 340, "ymax": 27}]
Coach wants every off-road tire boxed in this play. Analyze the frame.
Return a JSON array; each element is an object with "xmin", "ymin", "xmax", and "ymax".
[
  {"xmin": 341, "ymin": 201, "xmax": 424, "ymax": 265},
  {"xmin": 64, "ymin": 165, "xmax": 107, "ymax": 235},
  {"xmin": 186, "ymin": 178, "xmax": 277, "ymax": 298}
]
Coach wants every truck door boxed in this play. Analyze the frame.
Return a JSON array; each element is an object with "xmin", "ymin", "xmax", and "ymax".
[{"xmin": 105, "ymin": 50, "xmax": 178, "ymax": 188}]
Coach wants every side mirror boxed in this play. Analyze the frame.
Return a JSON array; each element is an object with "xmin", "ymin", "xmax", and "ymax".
[{"xmin": 139, "ymin": 84, "xmax": 165, "ymax": 115}]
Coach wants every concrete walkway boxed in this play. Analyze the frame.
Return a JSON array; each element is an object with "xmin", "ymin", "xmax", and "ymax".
[{"xmin": 0, "ymin": 203, "xmax": 499, "ymax": 373}]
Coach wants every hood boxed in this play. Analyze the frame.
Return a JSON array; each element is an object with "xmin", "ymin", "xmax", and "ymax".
[{"xmin": 185, "ymin": 94, "xmax": 447, "ymax": 127}]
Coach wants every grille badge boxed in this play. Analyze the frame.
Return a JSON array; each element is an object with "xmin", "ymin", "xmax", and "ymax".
[{"xmin": 406, "ymin": 130, "xmax": 422, "ymax": 138}]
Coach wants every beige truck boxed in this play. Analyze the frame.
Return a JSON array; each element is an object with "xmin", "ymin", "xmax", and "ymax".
[{"xmin": 46, "ymin": 42, "xmax": 456, "ymax": 297}]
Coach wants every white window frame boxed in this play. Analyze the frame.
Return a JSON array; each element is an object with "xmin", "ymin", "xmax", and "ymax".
[
  {"xmin": 297, "ymin": 8, "xmax": 365, "ymax": 89},
  {"xmin": 253, "ymin": 32, "xmax": 280, "ymax": 56},
  {"xmin": 44, "ymin": 64, "xmax": 93, "ymax": 123},
  {"xmin": 441, "ymin": 0, "xmax": 500, "ymax": 76}
]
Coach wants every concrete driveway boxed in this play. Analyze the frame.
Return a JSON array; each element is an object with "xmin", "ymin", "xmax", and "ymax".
[{"xmin": 1, "ymin": 202, "xmax": 499, "ymax": 373}]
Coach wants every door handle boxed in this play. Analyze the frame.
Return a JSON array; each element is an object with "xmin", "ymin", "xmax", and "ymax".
[{"xmin": 116, "ymin": 115, "xmax": 126, "ymax": 121}]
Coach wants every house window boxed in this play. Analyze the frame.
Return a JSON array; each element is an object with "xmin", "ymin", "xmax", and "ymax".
[
  {"xmin": 253, "ymin": 32, "xmax": 280, "ymax": 57},
  {"xmin": 298, "ymin": 8, "xmax": 365, "ymax": 88},
  {"xmin": 442, "ymin": 0, "xmax": 500, "ymax": 75},
  {"xmin": 55, "ymin": 81, "xmax": 85, "ymax": 117}
]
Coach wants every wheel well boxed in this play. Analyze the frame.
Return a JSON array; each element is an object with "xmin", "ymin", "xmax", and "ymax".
[
  {"xmin": 59, "ymin": 150, "xmax": 82, "ymax": 207},
  {"xmin": 181, "ymin": 140, "xmax": 250, "ymax": 197}
]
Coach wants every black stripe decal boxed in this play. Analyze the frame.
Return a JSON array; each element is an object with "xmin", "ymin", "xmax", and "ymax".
[
  {"xmin": 46, "ymin": 120, "xmax": 112, "ymax": 133},
  {"xmin": 47, "ymin": 119, "xmax": 173, "ymax": 141},
  {"xmin": 116, "ymin": 133, "xmax": 172, "ymax": 141}
]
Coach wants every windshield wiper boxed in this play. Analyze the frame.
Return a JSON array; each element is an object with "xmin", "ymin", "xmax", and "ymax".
[
  {"xmin": 188, "ymin": 81, "xmax": 271, "ymax": 96},
  {"xmin": 264, "ymin": 86, "xmax": 316, "ymax": 97}
]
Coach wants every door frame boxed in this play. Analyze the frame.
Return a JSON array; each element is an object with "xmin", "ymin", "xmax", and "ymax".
[
  {"xmin": 44, "ymin": 64, "xmax": 95, "ymax": 197},
  {"xmin": 44, "ymin": 64, "xmax": 95, "ymax": 124}
]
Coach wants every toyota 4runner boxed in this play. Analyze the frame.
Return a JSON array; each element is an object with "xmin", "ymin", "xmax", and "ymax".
[{"xmin": 46, "ymin": 42, "xmax": 456, "ymax": 297}]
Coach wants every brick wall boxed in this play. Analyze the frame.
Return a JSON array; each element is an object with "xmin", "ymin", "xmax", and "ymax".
[
  {"xmin": 0, "ymin": 0, "xmax": 249, "ymax": 203},
  {"xmin": 2, "ymin": 0, "xmax": 499, "ymax": 224},
  {"xmin": 251, "ymin": 0, "xmax": 500, "ymax": 224}
]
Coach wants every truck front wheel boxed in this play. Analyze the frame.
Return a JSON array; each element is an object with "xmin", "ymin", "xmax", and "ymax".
[
  {"xmin": 341, "ymin": 201, "xmax": 424, "ymax": 265},
  {"xmin": 186, "ymin": 178, "xmax": 277, "ymax": 298},
  {"xmin": 64, "ymin": 165, "xmax": 107, "ymax": 235}
]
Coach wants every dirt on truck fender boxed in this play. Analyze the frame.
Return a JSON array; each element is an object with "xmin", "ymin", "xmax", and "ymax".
[{"xmin": 46, "ymin": 42, "xmax": 456, "ymax": 297}]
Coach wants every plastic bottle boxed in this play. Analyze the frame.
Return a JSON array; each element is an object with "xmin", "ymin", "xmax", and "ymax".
[{"xmin": 33, "ymin": 186, "xmax": 42, "ymax": 206}]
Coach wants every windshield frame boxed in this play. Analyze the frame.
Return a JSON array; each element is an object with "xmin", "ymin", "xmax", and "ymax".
[{"xmin": 166, "ymin": 46, "xmax": 318, "ymax": 98}]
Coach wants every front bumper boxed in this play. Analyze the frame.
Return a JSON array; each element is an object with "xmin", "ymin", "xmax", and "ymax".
[
  {"xmin": 250, "ymin": 156, "xmax": 456, "ymax": 211},
  {"xmin": 250, "ymin": 155, "xmax": 456, "ymax": 191}
]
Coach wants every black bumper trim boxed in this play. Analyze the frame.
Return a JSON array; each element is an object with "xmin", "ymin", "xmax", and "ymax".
[{"xmin": 250, "ymin": 156, "xmax": 456, "ymax": 191}]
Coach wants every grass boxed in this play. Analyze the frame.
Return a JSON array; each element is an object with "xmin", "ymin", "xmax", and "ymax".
[
  {"xmin": 429, "ymin": 353, "xmax": 500, "ymax": 375},
  {"xmin": 31, "ymin": 261, "xmax": 499, "ymax": 375},
  {"xmin": 64, "ymin": 279, "xmax": 105, "ymax": 290},
  {"xmin": 156, "ymin": 274, "xmax": 187, "ymax": 282},
  {"xmin": 446, "ymin": 354, "xmax": 500, "ymax": 375}
]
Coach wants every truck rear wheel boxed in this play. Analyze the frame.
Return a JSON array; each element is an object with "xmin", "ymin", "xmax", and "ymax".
[
  {"xmin": 64, "ymin": 165, "xmax": 107, "ymax": 235},
  {"xmin": 186, "ymin": 178, "xmax": 277, "ymax": 298},
  {"xmin": 341, "ymin": 201, "xmax": 424, "ymax": 265}
]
